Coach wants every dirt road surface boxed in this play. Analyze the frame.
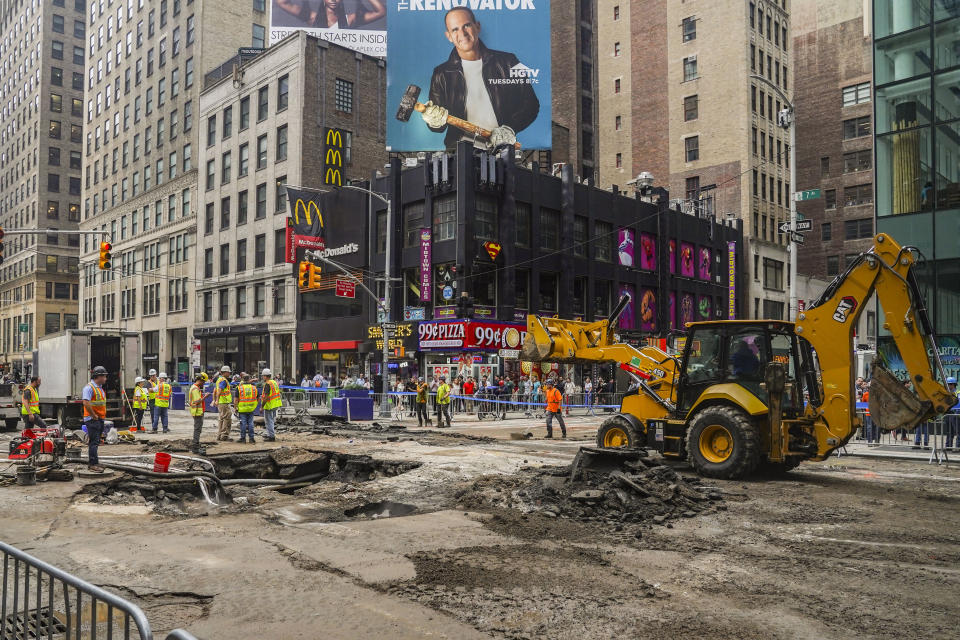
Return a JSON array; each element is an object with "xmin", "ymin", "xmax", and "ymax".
[{"xmin": 1, "ymin": 413, "xmax": 958, "ymax": 639}]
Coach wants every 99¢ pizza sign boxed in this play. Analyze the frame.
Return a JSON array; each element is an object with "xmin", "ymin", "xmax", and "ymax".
[{"xmin": 418, "ymin": 320, "xmax": 526, "ymax": 351}]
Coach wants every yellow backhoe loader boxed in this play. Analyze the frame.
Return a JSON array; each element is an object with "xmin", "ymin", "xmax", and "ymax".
[{"xmin": 521, "ymin": 233, "xmax": 956, "ymax": 478}]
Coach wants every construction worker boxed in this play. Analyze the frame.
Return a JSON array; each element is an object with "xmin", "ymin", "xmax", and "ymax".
[
  {"xmin": 543, "ymin": 379, "xmax": 567, "ymax": 439},
  {"xmin": 213, "ymin": 365, "xmax": 234, "ymax": 441},
  {"xmin": 436, "ymin": 375, "xmax": 452, "ymax": 428},
  {"xmin": 235, "ymin": 373, "xmax": 258, "ymax": 443},
  {"xmin": 189, "ymin": 372, "xmax": 210, "ymax": 454},
  {"xmin": 20, "ymin": 376, "xmax": 46, "ymax": 429},
  {"xmin": 131, "ymin": 377, "xmax": 149, "ymax": 431},
  {"xmin": 152, "ymin": 372, "xmax": 172, "ymax": 433},
  {"xmin": 147, "ymin": 368, "xmax": 158, "ymax": 426},
  {"xmin": 82, "ymin": 366, "xmax": 108, "ymax": 472},
  {"xmin": 260, "ymin": 368, "xmax": 281, "ymax": 442},
  {"xmin": 416, "ymin": 377, "xmax": 430, "ymax": 427}
]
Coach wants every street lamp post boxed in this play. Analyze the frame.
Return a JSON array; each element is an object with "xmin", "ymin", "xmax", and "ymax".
[
  {"xmin": 305, "ymin": 182, "xmax": 394, "ymax": 417},
  {"xmin": 750, "ymin": 74, "xmax": 797, "ymax": 320}
]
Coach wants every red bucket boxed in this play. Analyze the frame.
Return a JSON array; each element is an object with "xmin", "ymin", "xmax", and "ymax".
[{"xmin": 153, "ymin": 452, "xmax": 171, "ymax": 473}]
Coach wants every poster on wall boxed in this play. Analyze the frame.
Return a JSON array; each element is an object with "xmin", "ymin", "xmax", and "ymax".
[
  {"xmin": 698, "ymin": 296, "xmax": 712, "ymax": 320},
  {"xmin": 618, "ymin": 229, "xmax": 635, "ymax": 267},
  {"xmin": 669, "ymin": 292, "xmax": 677, "ymax": 330},
  {"xmin": 386, "ymin": 1, "xmax": 552, "ymax": 151},
  {"xmin": 618, "ymin": 283, "xmax": 636, "ymax": 329},
  {"xmin": 640, "ymin": 289, "xmax": 657, "ymax": 332},
  {"xmin": 698, "ymin": 247, "xmax": 712, "ymax": 280},
  {"xmin": 639, "ymin": 233, "xmax": 656, "ymax": 270},
  {"xmin": 680, "ymin": 293, "xmax": 695, "ymax": 326},
  {"xmin": 668, "ymin": 239, "xmax": 676, "ymax": 274},
  {"xmin": 727, "ymin": 240, "xmax": 736, "ymax": 319},
  {"xmin": 270, "ymin": 0, "xmax": 387, "ymax": 56},
  {"xmin": 680, "ymin": 242, "xmax": 695, "ymax": 278}
]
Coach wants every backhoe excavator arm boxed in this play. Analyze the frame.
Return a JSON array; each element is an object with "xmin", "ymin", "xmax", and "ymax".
[{"xmin": 795, "ymin": 233, "xmax": 956, "ymax": 459}]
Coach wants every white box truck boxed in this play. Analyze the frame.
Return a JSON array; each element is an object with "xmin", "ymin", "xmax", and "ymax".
[{"xmin": 35, "ymin": 330, "xmax": 141, "ymax": 427}]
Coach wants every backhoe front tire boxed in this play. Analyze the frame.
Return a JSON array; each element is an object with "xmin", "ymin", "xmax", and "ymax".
[
  {"xmin": 596, "ymin": 415, "xmax": 641, "ymax": 449},
  {"xmin": 686, "ymin": 405, "xmax": 760, "ymax": 479}
]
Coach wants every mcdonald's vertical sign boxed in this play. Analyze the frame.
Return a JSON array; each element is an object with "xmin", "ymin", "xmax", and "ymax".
[{"xmin": 324, "ymin": 128, "xmax": 345, "ymax": 186}]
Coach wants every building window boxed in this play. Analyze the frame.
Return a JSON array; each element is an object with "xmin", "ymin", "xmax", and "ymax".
[
  {"xmin": 614, "ymin": 78, "xmax": 621, "ymax": 94},
  {"xmin": 595, "ymin": 221, "xmax": 612, "ymax": 261},
  {"xmin": 276, "ymin": 125, "xmax": 288, "ymax": 161},
  {"xmin": 842, "ymin": 82, "xmax": 870, "ymax": 107},
  {"xmin": 539, "ymin": 273, "xmax": 558, "ymax": 313},
  {"xmin": 613, "ymin": 42, "xmax": 621, "ymax": 56},
  {"xmin": 515, "ymin": 270, "xmax": 529, "ymax": 310},
  {"xmin": 844, "ymin": 218, "xmax": 873, "ymax": 240},
  {"xmin": 825, "ymin": 189, "xmax": 837, "ymax": 209},
  {"xmin": 763, "ymin": 258, "xmax": 784, "ymax": 291},
  {"xmin": 256, "ymin": 183, "xmax": 267, "ymax": 219},
  {"xmin": 276, "ymin": 178, "xmax": 287, "ymax": 213},
  {"xmin": 820, "ymin": 156, "xmax": 830, "ymax": 176},
  {"xmin": 252, "ymin": 24, "xmax": 265, "ymax": 48},
  {"xmin": 204, "ymin": 248, "xmax": 213, "ymax": 278},
  {"xmin": 278, "ymin": 74, "xmax": 289, "ymax": 111},
  {"xmin": 432, "ymin": 195, "xmax": 456, "ymax": 241},
  {"xmin": 844, "ymin": 184, "xmax": 873, "ymax": 207},
  {"xmin": 203, "ymin": 292, "xmax": 213, "ymax": 322},
  {"xmin": 516, "ymin": 202, "xmax": 531, "ymax": 247},
  {"xmin": 238, "ymin": 190, "xmax": 249, "ymax": 224},
  {"xmin": 826, "ymin": 255, "xmax": 840, "ymax": 276},
  {"xmin": 475, "ymin": 197, "xmax": 497, "ymax": 242},
  {"xmin": 258, "ymin": 86, "xmax": 269, "ymax": 122},
  {"xmin": 615, "ymin": 153, "xmax": 622, "ymax": 168},
  {"xmin": 822, "ymin": 222, "xmax": 832, "ymax": 241},
  {"xmin": 403, "ymin": 201, "xmax": 425, "ymax": 248},
  {"xmin": 540, "ymin": 208, "xmax": 560, "ymax": 250},
  {"xmin": 335, "ymin": 78, "xmax": 353, "ymax": 113},
  {"xmin": 254, "ymin": 284, "xmax": 265, "ymax": 317},
  {"xmin": 236, "ymin": 287, "xmax": 247, "ymax": 318},
  {"xmin": 682, "ymin": 16, "xmax": 696, "ymax": 42},
  {"xmin": 683, "ymin": 56, "xmax": 697, "ymax": 81},
  {"xmin": 257, "ymin": 134, "xmax": 267, "ymax": 169},
  {"xmin": 684, "ymin": 94, "xmax": 698, "ymax": 121},
  {"xmin": 237, "ymin": 239, "xmax": 247, "ymax": 272},
  {"xmin": 573, "ymin": 216, "xmax": 587, "ymax": 257},
  {"xmin": 615, "ymin": 115, "xmax": 622, "ymax": 130},
  {"xmin": 613, "ymin": 5, "xmax": 620, "ymax": 20},
  {"xmin": 255, "ymin": 234, "xmax": 266, "ymax": 268},
  {"xmin": 275, "ymin": 229, "xmax": 287, "ymax": 264},
  {"xmin": 376, "ymin": 210, "xmax": 387, "ymax": 253},
  {"xmin": 205, "ymin": 159, "xmax": 215, "ymax": 190},
  {"xmin": 221, "ymin": 197, "xmax": 231, "ymax": 229},
  {"xmin": 240, "ymin": 96, "xmax": 250, "ymax": 129},
  {"xmin": 843, "ymin": 150, "xmax": 872, "ymax": 173},
  {"xmin": 239, "ymin": 143, "xmax": 249, "ymax": 176},
  {"xmin": 219, "ymin": 290, "xmax": 229, "ymax": 320},
  {"xmin": 220, "ymin": 244, "xmax": 230, "ymax": 276},
  {"xmin": 842, "ymin": 116, "xmax": 871, "ymax": 139},
  {"xmin": 221, "ymin": 151, "xmax": 232, "ymax": 183},
  {"xmin": 686, "ymin": 176, "xmax": 700, "ymax": 202},
  {"xmin": 223, "ymin": 106, "xmax": 232, "ymax": 138},
  {"xmin": 684, "ymin": 136, "xmax": 699, "ymax": 161},
  {"xmin": 206, "ymin": 115, "xmax": 216, "ymax": 147}
]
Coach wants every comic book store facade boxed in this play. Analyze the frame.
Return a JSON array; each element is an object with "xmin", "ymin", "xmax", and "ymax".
[{"xmin": 296, "ymin": 143, "xmax": 744, "ymax": 386}]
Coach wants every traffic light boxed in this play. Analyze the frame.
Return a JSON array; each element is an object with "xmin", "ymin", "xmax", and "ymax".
[
  {"xmin": 0, "ymin": 227, "xmax": 4, "ymax": 267},
  {"xmin": 456, "ymin": 293, "xmax": 475, "ymax": 319},
  {"xmin": 98, "ymin": 241, "xmax": 112, "ymax": 270},
  {"xmin": 298, "ymin": 261, "xmax": 322, "ymax": 290}
]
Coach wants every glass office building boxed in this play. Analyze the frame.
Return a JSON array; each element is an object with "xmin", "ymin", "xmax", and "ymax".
[{"xmin": 874, "ymin": 1, "xmax": 960, "ymax": 374}]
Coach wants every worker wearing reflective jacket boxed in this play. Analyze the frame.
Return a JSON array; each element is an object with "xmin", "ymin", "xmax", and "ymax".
[
  {"xmin": 82, "ymin": 366, "xmax": 108, "ymax": 473},
  {"xmin": 235, "ymin": 373, "xmax": 258, "ymax": 444},
  {"xmin": 260, "ymin": 368, "xmax": 281, "ymax": 442},
  {"xmin": 543, "ymin": 378, "xmax": 567, "ymax": 439},
  {"xmin": 213, "ymin": 365, "xmax": 234, "ymax": 441},
  {"xmin": 20, "ymin": 376, "xmax": 46, "ymax": 429},
  {"xmin": 131, "ymin": 377, "xmax": 149, "ymax": 431},
  {"xmin": 152, "ymin": 372, "xmax": 172, "ymax": 433},
  {"xmin": 189, "ymin": 372, "xmax": 210, "ymax": 454}
]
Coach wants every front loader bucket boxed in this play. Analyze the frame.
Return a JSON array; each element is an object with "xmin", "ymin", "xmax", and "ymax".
[
  {"xmin": 520, "ymin": 332, "xmax": 552, "ymax": 361},
  {"xmin": 868, "ymin": 363, "xmax": 929, "ymax": 432}
]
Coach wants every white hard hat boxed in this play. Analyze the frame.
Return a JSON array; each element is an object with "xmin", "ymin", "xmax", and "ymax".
[
  {"xmin": 159, "ymin": 372, "xmax": 168, "ymax": 379},
  {"xmin": 262, "ymin": 368, "xmax": 272, "ymax": 376},
  {"xmin": 134, "ymin": 377, "xmax": 143, "ymax": 384},
  {"xmin": 148, "ymin": 369, "xmax": 157, "ymax": 376},
  {"xmin": 221, "ymin": 365, "xmax": 231, "ymax": 373}
]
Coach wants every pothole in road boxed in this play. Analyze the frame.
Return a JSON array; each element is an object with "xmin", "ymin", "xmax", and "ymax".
[{"xmin": 344, "ymin": 501, "xmax": 418, "ymax": 519}]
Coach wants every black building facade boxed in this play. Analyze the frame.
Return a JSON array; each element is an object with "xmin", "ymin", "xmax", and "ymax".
[{"xmin": 296, "ymin": 142, "xmax": 744, "ymax": 383}]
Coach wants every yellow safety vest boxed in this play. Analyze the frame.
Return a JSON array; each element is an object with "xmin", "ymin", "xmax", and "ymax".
[
  {"xmin": 21, "ymin": 386, "xmax": 40, "ymax": 415},
  {"xmin": 215, "ymin": 376, "xmax": 232, "ymax": 404},
  {"xmin": 132, "ymin": 385, "xmax": 148, "ymax": 410},
  {"xmin": 189, "ymin": 385, "xmax": 205, "ymax": 417},
  {"xmin": 148, "ymin": 379, "xmax": 157, "ymax": 401},
  {"xmin": 437, "ymin": 383, "xmax": 451, "ymax": 405},
  {"xmin": 155, "ymin": 382, "xmax": 172, "ymax": 408},
  {"xmin": 262, "ymin": 379, "xmax": 282, "ymax": 411},
  {"xmin": 237, "ymin": 384, "xmax": 258, "ymax": 413}
]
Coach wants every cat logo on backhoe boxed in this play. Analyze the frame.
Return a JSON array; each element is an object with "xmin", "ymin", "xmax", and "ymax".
[{"xmin": 832, "ymin": 296, "xmax": 858, "ymax": 323}]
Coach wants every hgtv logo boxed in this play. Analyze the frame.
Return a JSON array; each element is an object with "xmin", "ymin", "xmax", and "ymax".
[{"xmin": 491, "ymin": 63, "xmax": 540, "ymax": 85}]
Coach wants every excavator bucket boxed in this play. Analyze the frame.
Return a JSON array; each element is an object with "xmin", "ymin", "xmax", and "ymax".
[
  {"xmin": 868, "ymin": 363, "xmax": 928, "ymax": 432},
  {"xmin": 520, "ymin": 325, "xmax": 553, "ymax": 362}
]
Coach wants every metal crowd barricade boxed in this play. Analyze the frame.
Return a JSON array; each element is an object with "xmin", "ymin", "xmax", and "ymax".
[
  {"xmin": 0, "ymin": 540, "xmax": 199, "ymax": 640},
  {"xmin": 844, "ymin": 402, "xmax": 953, "ymax": 464}
]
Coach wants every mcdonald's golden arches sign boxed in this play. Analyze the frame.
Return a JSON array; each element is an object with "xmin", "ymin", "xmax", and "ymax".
[{"xmin": 324, "ymin": 128, "xmax": 345, "ymax": 186}]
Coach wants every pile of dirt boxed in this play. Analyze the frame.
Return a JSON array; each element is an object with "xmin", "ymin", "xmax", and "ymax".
[{"xmin": 458, "ymin": 454, "xmax": 725, "ymax": 528}]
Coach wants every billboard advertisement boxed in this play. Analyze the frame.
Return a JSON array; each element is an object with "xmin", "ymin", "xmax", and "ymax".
[
  {"xmin": 270, "ymin": 0, "xmax": 387, "ymax": 57},
  {"xmin": 727, "ymin": 241, "xmax": 736, "ymax": 319},
  {"xmin": 618, "ymin": 229, "xmax": 635, "ymax": 267},
  {"xmin": 386, "ymin": 1, "xmax": 551, "ymax": 151},
  {"xmin": 680, "ymin": 242, "xmax": 695, "ymax": 278},
  {"xmin": 417, "ymin": 319, "xmax": 525, "ymax": 351},
  {"xmin": 698, "ymin": 247, "xmax": 711, "ymax": 280},
  {"xmin": 618, "ymin": 283, "xmax": 636, "ymax": 330},
  {"xmin": 640, "ymin": 289, "xmax": 656, "ymax": 332},
  {"xmin": 680, "ymin": 293, "xmax": 695, "ymax": 326},
  {"xmin": 639, "ymin": 233, "xmax": 656, "ymax": 270}
]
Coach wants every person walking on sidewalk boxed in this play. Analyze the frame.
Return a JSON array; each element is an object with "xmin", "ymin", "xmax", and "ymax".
[
  {"xmin": 543, "ymin": 379, "xmax": 567, "ymax": 439},
  {"xmin": 260, "ymin": 368, "xmax": 281, "ymax": 442},
  {"xmin": 416, "ymin": 377, "xmax": 430, "ymax": 427},
  {"xmin": 131, "ymin": 377, "xmax": 149, "ymax": 431},
  {"xmin": 436, "ymin": 376, "xmax": 452, "ymax": 428},
  {"xmin": 152, "ymin": 372, "xmax": 172, "ymax": 433},
  {"xmin": 189, "ymin": 373, "xmax": 210, "ymax": 454},
  {"xmin": 81, "ymin": 366, "xmax": 109, "ymax": 473},
  {"xmin": 236, "ymin": 373, "xmax": 259, "ymax": 443},
  {"xmin": 214, "ymin": 365, "xmax": 234, "ymax": 441}
]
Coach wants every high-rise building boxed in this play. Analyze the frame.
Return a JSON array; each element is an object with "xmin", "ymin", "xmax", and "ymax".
[
  {"xmin": 195, "ymin": 31, "xmax": 387, "ymax": 380},
  {"xmin": 793, "ymin": 1, "xmax": 875, "ymax": 283},
  {"xmin": 0, "ymin": 0, "xmax": 89, "ymax": 378},
  {"xmin": 78, "ymin": 0, "xmax": 267, "ymax": 379},
  {"xmin": 597, "ymin": 0, "xmax": 792, "ymax": 319},
  {"xmin": 872, "ymin": 0, "xmax": 960, "ymax": 371}
]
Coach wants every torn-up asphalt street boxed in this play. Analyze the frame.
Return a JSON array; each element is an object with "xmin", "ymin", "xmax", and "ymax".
[{"xmin": 2, "ymin": 413, "xmax": 958, "ymax": 640}]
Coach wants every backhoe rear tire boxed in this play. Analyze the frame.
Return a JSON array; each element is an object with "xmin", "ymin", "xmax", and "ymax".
[
  {"xmin": 597, "ymin": 415, "xmax": 641, "ymax": 449},
  {"xmin": 686, "ymin": 405, "xmax": 760, "ymax": 479}
]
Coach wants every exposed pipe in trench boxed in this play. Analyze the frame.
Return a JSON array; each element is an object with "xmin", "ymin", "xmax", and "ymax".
[
  {"xmin": 97, "ymin": 462, "xmax": 226, "ymax": 491},
  {"xmin": 219, "ymin": 473, "xmax": 327, "ymax": 487}
]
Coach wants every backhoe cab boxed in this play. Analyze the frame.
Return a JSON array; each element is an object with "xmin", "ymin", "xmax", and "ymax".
[{"xmin": 523, "ymin": 233, "xmax": 956, "ymax": 479}]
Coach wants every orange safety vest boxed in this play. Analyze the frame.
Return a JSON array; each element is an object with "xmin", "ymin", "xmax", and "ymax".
[
  {"xmin": 84, "ymin": 383, "xmax": 107, "ymax": 419},
  {"xmin": 546, "ymin": 387, "xmax": 562, "ymax": 412},
  {"xmin": 862, "ymin": 390, "xmax": 870, "ymax": 416}
]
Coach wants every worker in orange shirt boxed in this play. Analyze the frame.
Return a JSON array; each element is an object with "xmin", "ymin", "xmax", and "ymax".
[{"xmin": 543, "ymin": 378, "xmax": 566, "ymax": 439}]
